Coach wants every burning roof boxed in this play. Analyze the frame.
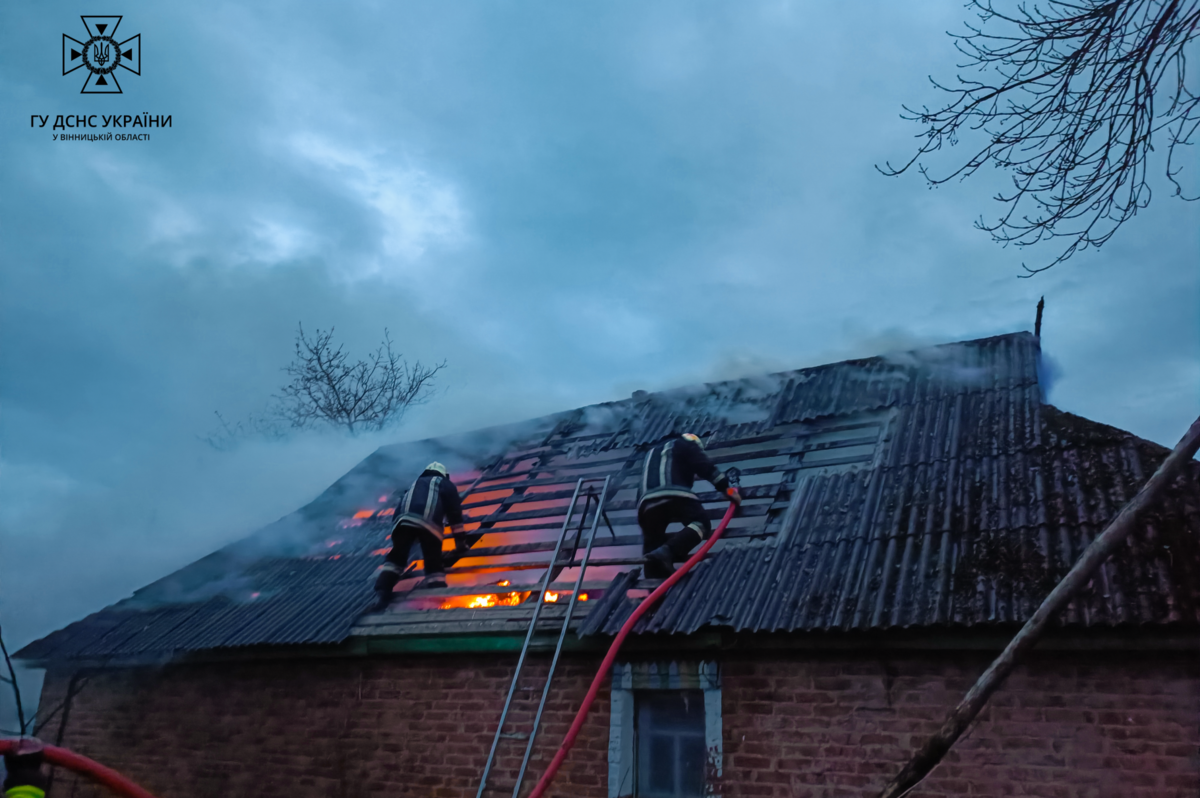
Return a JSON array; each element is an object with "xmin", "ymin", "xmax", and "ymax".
[{"xmin": 17, "ymin": 332, "xmax": 1200, "ymax": 665}]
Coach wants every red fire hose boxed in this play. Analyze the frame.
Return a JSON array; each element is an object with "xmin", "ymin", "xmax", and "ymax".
[
  {"xmin": 527, "ymin": 501, "xmax": 738, "ymax": 798},
  {"xmin": 0, "ymin": 738, "xmax": 160, "ymax": 798}
]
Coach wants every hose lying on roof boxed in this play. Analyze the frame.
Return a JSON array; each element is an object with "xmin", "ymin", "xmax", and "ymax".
[
  {"xmin": 0, "ymin": 737, "xmax": 160, "ymax": 798},
  {"xmin": 527, "ymin": 500, "xmax": 739, "ymax": 798}
]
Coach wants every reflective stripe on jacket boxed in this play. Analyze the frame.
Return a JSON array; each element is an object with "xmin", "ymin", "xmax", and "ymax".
[
  {"xmin": 638, "ymin": 436, "xmax": 730, "ymax": 509},
  {"xmin": 393, "ymin": 470, "xmax": 464, "ymax": 539}
]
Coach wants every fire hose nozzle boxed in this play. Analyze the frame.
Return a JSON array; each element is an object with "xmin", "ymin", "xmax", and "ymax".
[{"xmin": 723, "ymin": 468, "xmax": 743, "ymax": 506}]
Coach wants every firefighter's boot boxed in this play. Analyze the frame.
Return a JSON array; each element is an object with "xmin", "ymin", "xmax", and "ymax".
[
  {"xmin": 373, "ymin": 566, "xmax": 402, "ymax": 610},
  {"xmin": 643, "ymin": 544, "xmax": 676, "ymax": 580},
  {"xmin": 420, "ymin": 572, "xmax": 448, "ymax": 589},
  {"xmin": 667, "ymin": 527, "xmax": 703, "ymax": 560}
]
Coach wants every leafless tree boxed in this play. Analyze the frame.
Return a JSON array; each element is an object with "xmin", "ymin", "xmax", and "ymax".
[
  {"xmin": 271, "ymin": 325, "xmax": 445, "ymax": 434},
  {"xmin": 880, "ymin": 0, "xmax": 1200, "ymax": 274},
  {"xmin": 204, "ymin": 325, "xmax": 445, "ymax": 447}
]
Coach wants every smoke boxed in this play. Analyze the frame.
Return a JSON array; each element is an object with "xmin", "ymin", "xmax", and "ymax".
[
  {"xmin": 0, "ymin": 433, "xmax": 373, "ymax": 636},
  {"xmin": 1037, "ymin": 350, "xmax": 1064, "ymax": 403},
  {"xmin": 115, "ymin": 413, "xmax": 566, "ymax": 607},
  {"xmin": 691, "ymin": 351, "xmax": 797, "ymax": 385},
  {"xmin": 609, "ymin": 327, "xmax": 1001, "ymax": 435},
  {"xmin": 880, "ymin": 341, "xmax": 992, "ymax": 388},
  {"xmin": 576, "ymin": 403, "xmax": 628, "ymax": 437}
]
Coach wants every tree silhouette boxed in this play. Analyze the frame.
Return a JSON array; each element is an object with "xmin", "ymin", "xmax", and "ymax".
[{"xmin": 881, "ymin": 0, "xmax": 1199, "ymax": 273}]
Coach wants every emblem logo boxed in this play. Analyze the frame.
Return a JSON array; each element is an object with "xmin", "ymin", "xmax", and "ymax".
[{"xmin": 63, "ymin": 16, "xmax": 140, "ymax": 94}]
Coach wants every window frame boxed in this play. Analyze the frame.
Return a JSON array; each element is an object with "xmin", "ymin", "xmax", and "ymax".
[{"xmin": 608, "ymin": 661, "xmax": 722, "ymax": 798}]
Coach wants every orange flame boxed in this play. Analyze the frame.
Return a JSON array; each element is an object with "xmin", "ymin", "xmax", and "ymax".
[
  {"xmin": 497, "ymin": 580, "xmax": 511, "ymax": 587},
  {"xmin": 439, "ymin": 591, "xmax": 531, "ymax": 610},
  {"xmin": 467, "ymin": 489, "xmax": 514, "ymax": 504},
  {"xmin": 353, "ymin": 510, "xmax": 374, "ymax": 519},
  {"xmin": 544, "ymin": 591, "xmax": 560, "ymax": 603},
  {"xmin": 466, "ymin": 503, "xmax": 502, "ymax": 519}
]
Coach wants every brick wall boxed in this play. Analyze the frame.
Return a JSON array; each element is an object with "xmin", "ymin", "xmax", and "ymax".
[
  {"xmin": 37, "ymin": 648, "xmax": 1199, "ymax": 798},
  {"xmin": 40, "ymin": 654, "xmax": 609, "ymax": 798},
  {"xmin": 715, "ymin": 651, "xmax": 1199, "ymax": 798}
]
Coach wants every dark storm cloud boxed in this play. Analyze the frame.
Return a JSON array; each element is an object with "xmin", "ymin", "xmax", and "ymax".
[{"xmin": 0, "ymin": 0, "xmax": 1195, "ymax": 727}]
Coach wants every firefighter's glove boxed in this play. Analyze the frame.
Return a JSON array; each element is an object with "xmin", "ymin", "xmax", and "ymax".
[
  {"xmin": 4, "ymin": 742, "xmax": 49, "ymax": 798},
  {"xmin": 725, "ymin": 487, "xmax": 743, "ymax": 506},
  {"xmin": 450, "ymin": 524, "xmax": 467, "ymax": 551}
]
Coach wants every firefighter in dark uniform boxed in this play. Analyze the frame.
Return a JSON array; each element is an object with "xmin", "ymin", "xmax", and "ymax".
[
  {"xmin": 373, "ymin": 461, "xmax": 465, "ymax": 608},
  {"xmin": 4, "ymin": 741, "xmax": 48, "ymax": 798},
  {"xmin": 638, "ymin": 433, "xmax": 741, "ymax": 579}
]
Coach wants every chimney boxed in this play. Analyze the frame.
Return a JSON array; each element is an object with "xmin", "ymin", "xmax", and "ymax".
[{"xmin": 1034, "ymin": 296, "xmax": 1045, "ymax": 338}]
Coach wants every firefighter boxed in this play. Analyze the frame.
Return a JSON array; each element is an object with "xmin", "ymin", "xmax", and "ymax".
[
  {"xmin": 4, "ymin": 741, "xmax": 48, "ymax": 798},
  {"xmin": 637, "ymin": 432, "xmax": 741, "ymax": 579},
  {"xmin": 372, "ymin": 462, "xmax": 465, "ymax": 609}
]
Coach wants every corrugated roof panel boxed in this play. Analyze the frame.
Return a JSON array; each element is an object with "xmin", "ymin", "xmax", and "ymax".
[
  {"xmin": 17, "ymin": 611, "xmax": 139, "ymax": 662},
  {"xmin": 215, "ymin": 589, "xmax": 325, "ymax": 649},
  {"xmin": 580, "ymin": 396, "xmax": 1200, "ymax": 637},
  {"xmin": 149, "ymin": 597, "xmax": 239, "ymax": 652},
  {"xmin": 72, "ymin": 607, "xmax": 185, "ymax": 658},
  {"xmin": 104, "ymin": 604, "xmax": 212, "ymax": 656}
]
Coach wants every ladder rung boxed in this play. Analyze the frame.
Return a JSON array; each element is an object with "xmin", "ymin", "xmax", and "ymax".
[{"xmin": 474, "ymin": 469, "xmax": 623, "ymax": 798}]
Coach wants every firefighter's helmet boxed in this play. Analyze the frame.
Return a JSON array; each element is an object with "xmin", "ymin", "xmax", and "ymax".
[
  {"xmin": 681, "ymin": 433, "xmax": 704, "ymax": 449},
  {"xmin": 425, "ymin": 462, "xmax": 449, "ymax": 477}
]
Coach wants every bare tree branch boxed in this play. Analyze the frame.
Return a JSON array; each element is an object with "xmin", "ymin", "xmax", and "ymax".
[
  {"xmin": 880, "ymin": 0, "xmax": 1200, "ymax": 273},
  {"xmin": 0, "ymin": 620, "xmax": 27, "ymax": 736},
  {"xmin": 198, "ymin": 410, "xmax": 285, "ymax": 451},
  {"xmin": 204, "ymin": 325, "xmax": 445, "ymax": 446}
]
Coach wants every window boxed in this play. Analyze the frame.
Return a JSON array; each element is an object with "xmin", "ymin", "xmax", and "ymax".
[
  {"xmin": 636, "ymin": 691, "xmax": 706, "ymax": 797},
  {"xmin": 609, "ymin": 662, "xmax": 721, "ymax": 798}
]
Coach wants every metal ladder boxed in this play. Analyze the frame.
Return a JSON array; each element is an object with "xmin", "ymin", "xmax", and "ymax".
[{"xmin": 475, "ymin": 475, "xmax": 613, "ymax": 798}]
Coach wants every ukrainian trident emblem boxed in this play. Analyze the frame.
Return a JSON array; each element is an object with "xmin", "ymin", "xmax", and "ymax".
[{"xmin": 63, "ymin": 16, "xmax": 140, "ymax": 94}]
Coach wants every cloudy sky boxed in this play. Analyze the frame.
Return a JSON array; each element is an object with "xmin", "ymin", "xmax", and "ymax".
[{"xmin": 1, "ymin": 1, "xmax": 1196, "ymax": 727}]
